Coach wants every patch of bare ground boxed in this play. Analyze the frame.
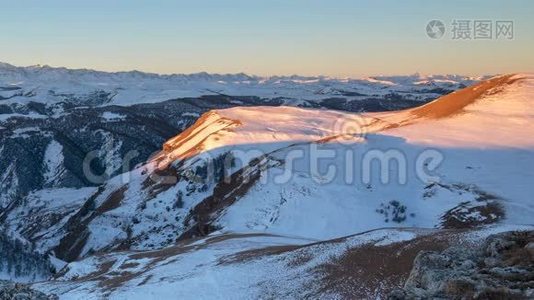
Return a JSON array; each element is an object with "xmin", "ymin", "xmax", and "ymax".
[
  {"xmin": 218, "ymin": 244, "xmax": 302, "ymax": 265},
  {"xmin": 202, "ymin": 232, "xmax": 277, "ymax": 245},
  {"xmin": 119, "ymin": 262, "xmax": 140, "ymax": 270},
  {"xmin": 217, "ymin": 228, "xmax": 362, "ymax": 266},
  {"xmin": 441, "ymin": 201, "xmax": 505, "ymax": 229},
  {"xmin": 127, "ymin": 233, "xmax": 278, "ymax": 263},
  {"xmin": 57, "ymin": 260, "xmax": 116, "ymax": 282},
  {"xmin": 311, "ymin": 231, "xmax": 462, "ymax": 299},
  {"xmin": 98, "ymin": 271, "xmax": 138, "ymax": 291},
  {"xmin": 95, "ymin": 186, "xmax": 128, "ymax": 215}
]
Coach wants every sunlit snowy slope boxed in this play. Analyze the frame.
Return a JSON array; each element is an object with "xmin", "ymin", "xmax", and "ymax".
[{"xmin": 25, "ymin": 74, "xmax": 534, "ymax": 298}]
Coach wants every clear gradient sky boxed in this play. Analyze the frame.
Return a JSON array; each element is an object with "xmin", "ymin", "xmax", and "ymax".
[{"xmin": 1, "ymin": 0, "xmax": 533, "ymax": 77}]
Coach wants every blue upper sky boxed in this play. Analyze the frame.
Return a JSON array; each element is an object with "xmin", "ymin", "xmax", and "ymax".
[{"xmin": 1, "ymin": 0, "xmax": 533, "ymax": 76}]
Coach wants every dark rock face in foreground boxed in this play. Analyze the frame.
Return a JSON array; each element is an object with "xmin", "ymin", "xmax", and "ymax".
[
  {"xmin": 0, "ymin": 281, "xmax": 57, "ymax": 300},
  {"xmin": 389, "ymin": 231, "xmax": 534, "ymax": 299}
]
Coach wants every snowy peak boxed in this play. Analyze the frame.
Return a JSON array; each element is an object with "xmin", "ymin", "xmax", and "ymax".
[{"xmin": 161, "ymin": 111, "xmax": 243, "ymax": 161}]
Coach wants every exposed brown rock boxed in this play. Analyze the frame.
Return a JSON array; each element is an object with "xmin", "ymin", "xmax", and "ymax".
[{"xmin": 389, "ymin": 231, "xmax": 534, "ymax": 300}]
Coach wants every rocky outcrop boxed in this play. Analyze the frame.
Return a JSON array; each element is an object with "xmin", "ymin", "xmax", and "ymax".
[
  {"xmin": 389, "ymin": 231, "xmax": 534, "ymax": 299},
  {"xmin": 0, "ymin": 281, "xmax": 57, "ymax": 300}
]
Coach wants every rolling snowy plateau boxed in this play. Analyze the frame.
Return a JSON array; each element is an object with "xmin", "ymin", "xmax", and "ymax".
[{"xmin": 1, "ymin": 64, "xmax": 533, "ymax": 299}]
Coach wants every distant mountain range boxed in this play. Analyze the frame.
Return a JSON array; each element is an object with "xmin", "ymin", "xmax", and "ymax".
[{"xmin": 0, "ymin": 62, "xmax": 482, "ymax": 107}]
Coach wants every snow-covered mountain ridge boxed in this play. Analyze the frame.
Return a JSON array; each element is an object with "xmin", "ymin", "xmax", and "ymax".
[
  {"xmin": 6, "ymin": 73, "xmax": 528, "ymax": 260},
  {"xmin": 159, "ymin": 73, "xmax": 532, "ymax": 164},
  {"xmin": 2, "ymin": 70, "xmax": 533, "ymax": 299},
  {"xmin": 0, "ymin": 62, "xmax": 482, "ymax": 225}
]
